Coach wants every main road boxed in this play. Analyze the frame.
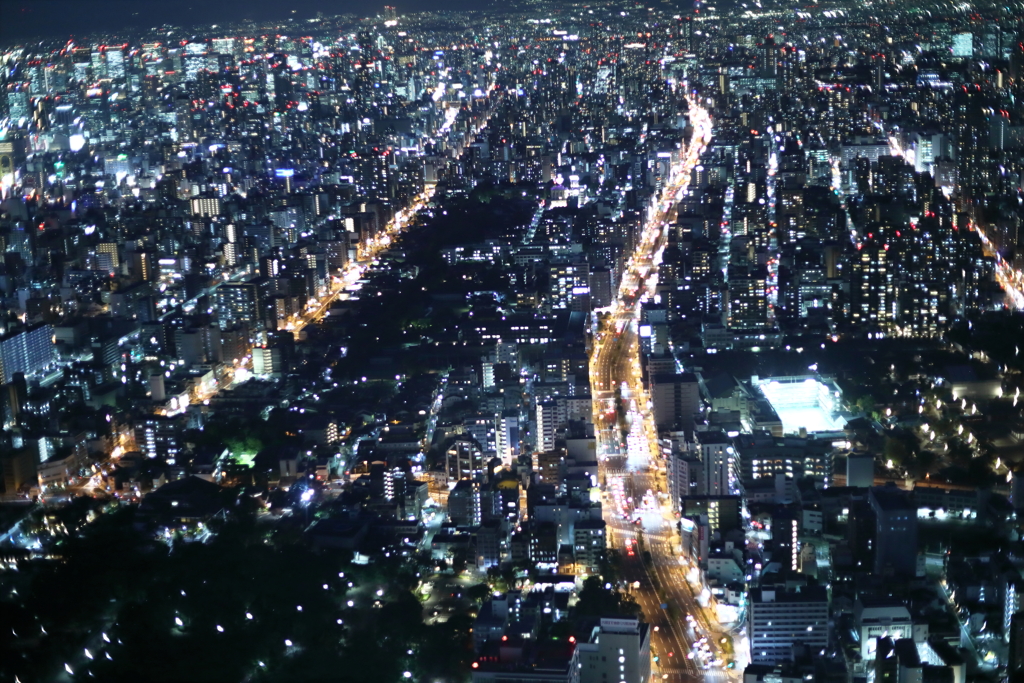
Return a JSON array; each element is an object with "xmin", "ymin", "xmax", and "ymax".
[{"xmin": 589, "ymin": 101, "xmax": 740, "ymax": 683}]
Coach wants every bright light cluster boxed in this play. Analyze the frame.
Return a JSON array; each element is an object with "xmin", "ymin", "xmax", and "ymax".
[{"xmin": 756, "ymin": 377, "xmax": 846, "ymax": 435}]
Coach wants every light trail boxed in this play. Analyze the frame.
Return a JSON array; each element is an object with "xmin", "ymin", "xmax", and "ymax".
[{"xmin": 590, "ymin": 100, "xmax": 741, "ymax": 683}]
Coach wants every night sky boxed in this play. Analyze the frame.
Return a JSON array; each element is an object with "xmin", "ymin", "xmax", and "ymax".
[{"xmin": 0, "ymin": 0, "xmax": 484, "ymax": 43}]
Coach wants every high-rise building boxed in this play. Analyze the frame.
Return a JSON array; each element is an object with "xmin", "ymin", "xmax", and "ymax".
[
  {"xmin": 733, "ymin": 433, "xmax": 833, "ymax": 486},
  {"xmin": 870, "ymin": 486, "xmax": 919, "ymax": 578},
  {"xmin": 95, "ymin": 242, "xmax": 120, "ymax": 271},
  {"xmin": 535, "ymin": 400, "xmax": 559, "ymax": 453},
  {"xmin": 771, "ymin": 507, "xmax": 801, "ymax": 572},
  {"xmin": 577, "ymin": 617, "xmax": 651, "ymax": 683},
  {"xmin": 90, "ymin": 49, "xmax": 106, "ymax": 78},
  {"xmin": 650, "ymin": 372, "xmax": 701, "ymax": 430},
  {"xmin": 464, "ymin": 414, "xmax": 497, "ymax": 454},
  {"xmin": 697, "ymin": 431, "xmax": 739, "ymax": 496},
  {"xmin": 726, "ymin": 263, "xmax": 770, "ymax": 329},
  {"xmin": 446, "ymin": 437, "xmax": 484, "ymax": 483},
  {"xmin": 135, "ymin": 415, "xmax": 182, "ymax": 463},
  {"xmin": 191, "ymin": 196, "xmax": 222, "ymax": 217},
  {"xmin": 495, "ymin": 410, "xmax": 520, "ymax": 466},
  {"xmin": 549, "ymin": 261, "xmax": 590, "ymax": 311},
  {"xmin": 130, "ymin": 251, "xmax": 157, "ymax": 282},
  {"xmin": 666, "ymin": 445, "xmax": 702, "ymax": 509},
  {"xmin": 572, "ymin": 519, "xmax": 606, "ymax": 574},
  {"xmin": 676, "ymin": 15, "xmax": 693, "ymax": 52},
  {"xmin": 1009, "ymin": 612, "xmax": 1024, "ymax": 681},
  {"xmin": 1, "ymin": 374, "xmax": 27, "ymax": 428},
  {"xmin": 849, "ymin": 236, "xmax": 896, "ymax": 329},
  {"xmin": 5, "ymin": 83, "xmax": 31, "ymax": 126},
  {"xmin": 680, "ymin": 495, "xmax": 743, "ymax": 536},
  {"xmin": 211, "ymin": 37, "xmax": 237, "ymax": 56},
  {"xmin": 449, "ymin": 479, "xmax": 482, "ymax": 526},
  {"xmin": 0, "ymin": 324, "xmax": 57, "ymax": 384},
  {"xmin": 216, "ymin": 282, "xmax": 262, "ymax": 330},
  {"xmin": 748, "ymin": 586, "xmax": 829, "ymax": 665},
  {"xmin": 105, "ymin": 46, "xmax": 126, "ymax": 80}
]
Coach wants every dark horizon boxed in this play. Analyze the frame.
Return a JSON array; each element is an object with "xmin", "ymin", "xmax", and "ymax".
[{"xmin": 0, "ymin": 0, "xmax": 484, "ymax": 43}]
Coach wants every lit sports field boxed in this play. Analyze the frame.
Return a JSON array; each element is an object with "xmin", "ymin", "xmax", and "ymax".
[{"xmin": 756, "ymin": 377, "xmax": 847, "ymax": 435}]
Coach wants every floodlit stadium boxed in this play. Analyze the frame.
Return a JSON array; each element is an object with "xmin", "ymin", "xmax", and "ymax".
[{"xmin": 754, "ymin": 376, "xmax": 847, "ymax": 435}]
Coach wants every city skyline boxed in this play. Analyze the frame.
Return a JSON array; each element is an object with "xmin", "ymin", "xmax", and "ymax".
[
  {"xmin": 1, "ymin": 1, "xmax": 1024, "ymax": 682},
  {"xmin": 0, "ymin": 0, "xmax": 489, "ymax": 42}
]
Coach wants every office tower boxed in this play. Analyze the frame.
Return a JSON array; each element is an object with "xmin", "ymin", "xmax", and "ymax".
[
  {"xmin": 95, "ymin": 242, "xmax": 120, "ymax": 272},
  {"xmin": 211, "ymin": 37, "xmax": 236, "ymax": 56},
  {"xmin": 748, "ymin": 586, "xmax": 829, "ymax": 665},
  {"xmin": 134, "ymin": 415, "xmax": 182, "ymax": 463},
  {"xmin": 760, "ymin": 35, "xmax": 779, "ymax": 77},
  {"xmin": 216, "ymin": 282, "xmax": 262, "ymax": 330},
  {"xmin": 650, "ymin": 372, "xmax": 701, "ymax": 430},
  {"xmin": 5, "ymin": 83, "xmax": 30, "ymax": 125},
  {"xmin": 105, "ymin": 46, "xmax": 125, "ymax": 80},
  {"xmin": 446, "ymin": 437, "xmax": 484, "ymax": 483},
  {"xmin": 589, "ymin": 264, "xmax": 610, "ymax": 307},
  {"xmin": 734, "ymin": 433, "xmax": 834, "ymax": 485},
  {"xmin": 726, "ymin": 263, "xmax": 770, "ymax": 329},
  {"xmin": 849, "ymin": 236, "xmax": 896, "ymax": 329},
  {"xmin": 549, "ymin": 260, "xmax": 590, "ymax": 311},
  {"xmin": 0, "ymin": 324, "xmax": 57, "ymax": 384},
  {"xmin": 676, "ymin": 15, "xmax": 693, "ymax": 52},
  {"xmin": 191, "ymin": 196, "xmax": 222, "ymax": 217}
]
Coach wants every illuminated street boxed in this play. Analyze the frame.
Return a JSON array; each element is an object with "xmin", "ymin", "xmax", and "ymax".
[
  {"xmin": 3, "ymin": 4, "xmax": 1023, "ymax": 683},
  {"xmin": 590, "ymin": 101, "xmax": 742, "ymax": 683}
]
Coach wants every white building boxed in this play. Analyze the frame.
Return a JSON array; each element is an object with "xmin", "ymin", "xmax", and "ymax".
[
  {"xmin": 536, "ymin": 400, "xmax": 559, "ymax": 453},
  {"xmin": 748, "ymin": 586, "xmax": 829, "ymax": 665},
  {"xmin": 853, "ymin": 599, "xmax": 914, "ymax": 663},
  {"xmin": 495, "ymin": 410, "xmax": 520, "ymax": 467},
  {"xmin": 577, "ymin": 618, "xmax": 651, "ymax": 683},
  {"xmin": 697, "ymin": 431, "xmax": 740, "ymax": 496},
  {"xmin": 665, "ymin": 443, "xmax": 702, "ymax": 509}
]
